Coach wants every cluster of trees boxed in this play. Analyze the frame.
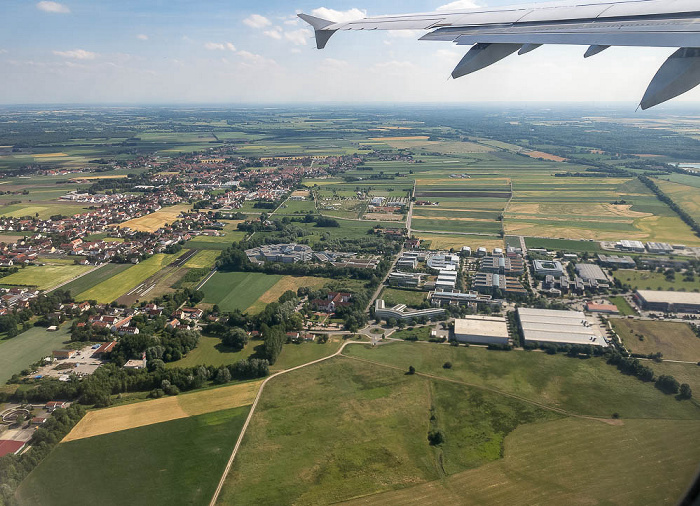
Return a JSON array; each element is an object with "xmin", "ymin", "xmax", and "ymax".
[
  {"xmin": 0, "ymin": 290, "xmax": 73, "ymax": 338},
  {"xmin": 639, "ymin": 175, "xmax": 700, "ymax": 238},
  {"xmin": 0, "ymin": 404, "xmax": 86, "ymax": 506},
  {"xmin": 111, "ymin": 328, "xmax": 201, "ymax": 365},
  {"xmin": 607, "ymin": 353, "xmax": 655, "ymax": 382},
  {"xmin": 261, "ymin": 324, "xmax": 286, "ymax": 365}
]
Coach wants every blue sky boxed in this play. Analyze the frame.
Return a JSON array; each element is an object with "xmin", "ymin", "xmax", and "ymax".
[{"xmin": 0, "ymin": 0, "xmax": 695, "ymax": 106}]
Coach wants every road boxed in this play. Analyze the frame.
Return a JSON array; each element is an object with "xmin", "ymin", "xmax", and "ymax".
[{"xmin": 365, "ymin": 247, "xmax": 402, "ymax": 313}]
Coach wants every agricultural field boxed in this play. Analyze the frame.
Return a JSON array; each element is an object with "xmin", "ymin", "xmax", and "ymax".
[
  {"xmin": 245, "ymin": 275, "xmax": 334, "ymax": 314},
  {"xmin": 613, "ymin": 269, "xmax": 700, "ymax": 292},
  {"xmin": 610, "ymin": 319, "xmax": 700, "ymax": 362},
  {"xmin": 0, "ymin": 325, "xmax": 72, "ymax": 383},
  {"xmin": 184, "ymin": 249, "xmax": 220, "ymax": 269},
  {"xmin": 417, "ymin": 233, "xmax": 504, "ymax": 252},
  {"xmin": 0, "ymin": 263, "xmax": 94, "ymax": 290},
  {"xmin": 59, "ymin": 263, "xmax": 132, "ymax": 296},
  {"xmin": 344, "ymin": 342, "xmax": 700, "ymax": 419},
  {"xmin": 523, "ymin": 237, "xmax": 603, "ymax": 253},
  {"xmin": 76, "ymin": 252, "xmax": 187, "ymax": 303},
  {"xmin": 219, "ymin": 357, "xmax": 558, "ymax": 505},
  {"xmin": 16, "ymin": 407, "xmax": 250, "ymax": 506},
  {"xmin": 656, "ymin": 178, "xmax": 700, "ymax": 222},
  {"xmin": 380, "ymin": 287, "xmax": 427, "ymax": 308},
  {"xmin": 342, "ymin": 418, "xmax": 700, "ymax": 506},
  {"xmin": 63, "ymin": 380, "xmax": 261, "ymax": 442},
  {"xmin": 201, "ymin": 271, "xmax": 283, "ymax": 312},
  {"xmin": 117, "ymin": 204, "xmax": 191, "ymax": 232}
]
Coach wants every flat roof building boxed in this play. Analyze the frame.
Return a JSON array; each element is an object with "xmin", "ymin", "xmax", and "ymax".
[
  {"xmin": 428, "ymin": 290, "xmax": 503, "ymax": 309},
  {"xmin": 517, "ymin": 308, "xmax": 607, "ymax": 347},
  {"xmin": 374, "ymin": 299, "xmax": 445, "ymax": 322},
  {"xmin": 634, "ymin": 290, "xmax": 700, "ymax": 314},
  {"xmin": 533, "ymin": 260, "xmax": 565, "ymax": 278},
  {"xmin": 598, "ymin": 254, "xmax": 636, "ymax": 269},
  {"xmin": 480, "ymin": 256, "xmax": 524, "ymax": 276},
  {"xmin": 454, "ymin": 316, "xmax": 510, "ymax": 345},
  {"xmin": 575, "ymin": 263, "xmax": 608, "ymax": 283}
]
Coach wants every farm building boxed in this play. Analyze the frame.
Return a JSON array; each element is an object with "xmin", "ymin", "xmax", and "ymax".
[
  {"xmin": 453, "ymin": 316, "xmax": 510, "ymax": 345},
  {"xmin": 517, "ymin": 308, "xmax": 608, "ymax": 347},
  {"xmin": 634, "ymin": 290, "xmax": 700, "ymax": 314}
]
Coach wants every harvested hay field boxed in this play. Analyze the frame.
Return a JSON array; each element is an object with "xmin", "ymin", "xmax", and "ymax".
[
  {"xmin": 523, "ymin": 151, "xmax": 567, "ymax": 162},
  {"xmin": 116, "ymin": 204, "xmax": 191, "ymax": 232},
  {"xmin": 63, "ymin": 380, "xmax": 261, "ymax": 442}
]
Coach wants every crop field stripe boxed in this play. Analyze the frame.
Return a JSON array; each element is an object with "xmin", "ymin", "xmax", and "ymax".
[{"xmin": 63, "ymin": 380, "xmax": 261, "ymax": 442}]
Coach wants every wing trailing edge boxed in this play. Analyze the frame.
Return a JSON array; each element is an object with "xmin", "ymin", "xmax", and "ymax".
[{"xmin": 298, "ymin": 1, "xmax": 700, "ymax": 108}]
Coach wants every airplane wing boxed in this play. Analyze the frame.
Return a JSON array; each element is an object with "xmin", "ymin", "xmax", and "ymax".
[{"xmin": 299, "ymin": 0, "xmax": 700, "ymax": 109}]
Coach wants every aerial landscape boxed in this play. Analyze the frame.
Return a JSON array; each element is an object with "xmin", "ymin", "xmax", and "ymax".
[{"xmin": 2, "ymin": 0, "xmax": 700, "ymax": 505}]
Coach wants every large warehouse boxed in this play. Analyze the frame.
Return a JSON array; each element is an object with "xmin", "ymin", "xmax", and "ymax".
[
  {"xmin": 454, "ymin": 316, "xmax": 510, "ymax": 345},
  {"xmin": 517, "ymin": 308, "xmax": 608, "ymax": 347},
  {"xmin": 634, "ymin": 290, "xmax": 700, "ymax": 314}
]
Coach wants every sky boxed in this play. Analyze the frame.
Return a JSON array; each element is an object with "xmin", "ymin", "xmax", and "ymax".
[{"xmin": 0, "ymin": 0, "xmax": 697, "ymax": 107}]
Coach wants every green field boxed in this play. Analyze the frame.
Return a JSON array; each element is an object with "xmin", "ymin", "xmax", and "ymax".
[
  {"xmin": 270, "ymin": 340, "xmax": 344, "ymax": 371},
  {"xmin": 609, "ymin": 296, "xmax": 636, "ymax": 316},
  {"xmin": 184, "ymin": 250, "xmax": 220, "ymax": 269},
  {"xmin": 344, "ymin": 342, "xmax": 700, "ymax": 419},
  {"xmin": 391, "ymin": 326, "xmax": 432, "ymax": 341},
  {"xmin": 523, "ymin": 237, "xmax": 603, "ymax": 253},
  {"xmin": 166, "ymin": 335, "xmax": 258, "ymax": 369},
  {"xmin": 59, "ymin": 263, "xmax": 132, "ymax": 296},
  {"xmin": 201, "ymin": 271, "xmax": 282, "ymax": 312},
  {"xmin": 613, "ymin": 269, "xmax": 700, "ymax": 292},
  {"xmin": 219, "ymin": 357, "xmax": 558, "ymax": 505},
  {"xmin": 341, "ymin": 418, "xmax": 700, "ymax": 506},
  {"xmin": 1, "ymin": 264, "xmax": 93, "ymax": 290},
  {"xmin": 380, "ymin": 288, "xmax": 427, "ymax": 308},
  {"xmin": 611, "ymin": 319, "xmax": 700, "ymax": 362},
  {"xmin": 16, "ymin": 407, "xmax": 250, "ymax": 506},
  {"xmin": 76, "ymin": 252, "xmax": 186, "ymax": 303},
  {"xmin": 0, "ymin": 325, "xmax": 72, "ymax": 383}
]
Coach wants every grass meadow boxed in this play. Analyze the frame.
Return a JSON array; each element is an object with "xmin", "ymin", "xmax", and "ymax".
[
  {"xmin": 16, "ymin": 407, "xmax": 250, "ymax": 506},
  {"xmin": 613, "ymin": 270, "xmax": 700, "ymax": 291},
  {"xmin": 0, "ymin": 325, "xmax": 72, "ymax": 383},
  {"xmin": 611, "ymin": 319, "xmax": 700, "ymax": 362},
  {"xmin": 201, "ymin": 271, "xmax": 283, "ymax": 312},
  {"xmin": 60, "ymin": 263, "xmax": 132, "ymax": 296},
  {"xmin": 1, "ymin": 264, "xmax": 94, "ymax": 290}
]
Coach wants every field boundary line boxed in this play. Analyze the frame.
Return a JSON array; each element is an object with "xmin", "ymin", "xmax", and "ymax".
[{"xmin": 47, "ymin": 263, "xmax": 105, "ymax": 293}]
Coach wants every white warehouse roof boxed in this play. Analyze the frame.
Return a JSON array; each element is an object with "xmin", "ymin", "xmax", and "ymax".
[{"xmin": 517, "ymin": 308, "xmax": 607, "ymax": 347}]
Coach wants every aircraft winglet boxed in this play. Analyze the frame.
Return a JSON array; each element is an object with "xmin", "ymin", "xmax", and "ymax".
[{"xmin": 298, "ymin": 13, "xmax": 337, "ymax": 49}]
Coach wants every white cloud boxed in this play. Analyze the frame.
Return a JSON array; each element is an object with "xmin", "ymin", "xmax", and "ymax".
[
  {"xmin": 236, "ymin": 50, "xmax": 277, "ymax": 68},
  {"xmin": 264, "ymin": 28, "xmax": 283, "ymax": 40},
  {"xmin": 53, "ymin": 49, "xmax": 96, "ymax": 60},
  {"xmin": 284, "ymin": 29, "xmax": 311, "ymax": 46},
  {"xmin": 204, "ymin": 42, "xmax": 236, "ymax": 52},
  {"xmin": 0, "ymin": 49, "xmax": 7, "ymax": 55},
  {"xmin": 436, "ymin": 0, "xmax": 480, "ymax": 12},
  {"xmin": 37, "ymin": 1, "xmax": 70, "ymax": 13},
  {"xmin": 136, "ymin": 34, "xmax": 149, "ymax": 41},
  {"xmin": 244, "ymin": 14, "xmax": 272, "ymax": 29},
  {"xmin": 284, "ymin": 17, "xmax": 300, "ymax": 26},
  {"xmin": 310, "ymin": 8, "xmax": 366, "ymax": 23},
  {"xmin": 323, "ymin": 58, "xmax": 349, "ymax": 70}
]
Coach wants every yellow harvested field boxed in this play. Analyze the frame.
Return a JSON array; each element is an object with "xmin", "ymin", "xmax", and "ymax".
[
  {"xmin": 417, "ymin": 233, "xmax": 504, "ymax": 251},
  {"xmin": 62, "ymin": 380, "xmax": 261, "ymax": 442},
  {"xmin": 523, "ymin": 151, "xmax": 567, "ymax": 162},
  {"xmin": 117, "ymin": 204, "xmax": 191, "ymax": 232},
  {"xmin": 70, "ymin": 174, "xmax": 128, "ymax": 181},
  {"xmin": 246, "ymin": 275, "xmax": 332, "ymax": 313},
  {"xmin": 376, "ymin": 139, "xmax": 494, "ymax": 154},
  {"xmin": 34, "ymin": 152, "xmax": 68, "ymax": 158},
  {"xmin": 368, "ymin": 136, "xmax": 430, "ymax": 141},
  {"xmin": 507, "ymin": 203, "xmax": 651, "ymax": 220}
]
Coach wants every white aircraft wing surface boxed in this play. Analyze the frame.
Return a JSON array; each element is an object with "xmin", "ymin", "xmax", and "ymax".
[{"xmin": 299, "ymin": 0, "xmax": 700, "ymax": 109}]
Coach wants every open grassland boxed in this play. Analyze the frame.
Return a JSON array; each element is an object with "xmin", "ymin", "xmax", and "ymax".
[
  {"xmin": 63, "ymin": 380, "xmax": 261, "ymax": 442},
  {"xmin": 611, "ymin": 319, "xmax": 700, "ymax": 362},
  {"xmin": 609, "ymin": 296, "xmax": 636, "ymax": 316},
  {"xmin": 271, "ymin": 339, "xmax": 344, "ymax": 372},
  {"xmin": 523, "ymin": 237, "xmax": 603, "ymax": 253},
  {"xmin": 166, "ymin": 335, "xmax": 259, "ymax": 369},
  {"xmin": 344, "ymin": 342, "xmax": 700, "ymax": 419},
  {"xmin": 16, "ymin": 407, "xmax": 250, "ymax": 506},
  {"xmin": 202, "ymin": 271, "xmax": 282, "ymax": 312},
  {"xmin": 117, "ymin": 204, "xmax": 191, "ymax": 232},
  {"xmin": 76, "ymin": 252, "xmax": 187, "ymax": 303},
  {"xmin": 0, "ymin": 325, "xmax": 71, "ymax": 383},
  {"xmin": 60, "ymin": 263, "xmax": 132, "ymax": 296},
  {"xmin": 417, "ymin": 233, "xmax": 503, "ymax": 251},
  {"xmin": 650, "ymin": 361, "xmax": 700, "ymax": 395},
  {"xmin": 0, "ymin": 202, "xmax": 89, "ymax": 220},
  {"xmin": 380, "ymin": 288, "xmax": 427, "ymax": 308},
  {"xmin": 184, "ymin": 249, "xmax": 220, "ymax": 269},
  {"xmin": 0, "ymin": 264, "xmax": 93, "ymax": 290},
  {"xmin": 613, "ymin": 269, "xmax": 700, "ymax": 292},
  {"xmin": 219, "ymin": 357, "xmax": 558, "ymax": 505},
  {"xmin": 245, "ymin": 275, "xmax": 334, "ymax": 313},
  {"xmin": 341, "ymin": 418, "xmax": 700, "ymax": 506}
]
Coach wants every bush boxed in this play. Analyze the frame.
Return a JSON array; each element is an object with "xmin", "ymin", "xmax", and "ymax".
[
  {"xmin": 443, "ymin": 362, "xmax": 452, "ymax": 369},
  {"xmin": 407, "ymin": 365, "xmax": 416, "ymax": 375},
  {"xmin": 428, "ymin": 429, "xmax": 445, "ymax": 446}
]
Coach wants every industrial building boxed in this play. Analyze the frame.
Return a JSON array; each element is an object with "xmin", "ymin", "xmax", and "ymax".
[
  {"xmin": 453, "ymin": 316, "xmax": 510, "ymax": 345},
  {"xmin": 616, "ymin": 240, "xmax": 645, "ymax": 253},
  {"xmin": 634, "ymin": 290, "xmax": 700, "ymax": 314},
  {"xmin": 646, "ymin": 242, "xmax": 674, "ymax": 254},
  {"xmin": 598, "ymin": 254, "xmax": 636, "ymax": 269},
  {"xmin": 533, "ymin": 260, "xmax": 565, "ymax": 278},
  {"xmin": 374, "ymin": 299, "xmax": 445, "ymax": 322},
  {"xmin": 575, "ymin": 263, "xmax": 608, "ymax": 283},
  {"xmin": 480, "ymin": 256, "xmax": 524, "ymax": 276},
  {"xmin": 517, "ymin": 308, "xmax": 608, "ymax": 347},
  {"xmin": 472, "ymin": 272, "xmax": 527, "ymax": 296},
  {"xmin": 428, "ymin": 290, "xmax": 503, "ymax": 309}
]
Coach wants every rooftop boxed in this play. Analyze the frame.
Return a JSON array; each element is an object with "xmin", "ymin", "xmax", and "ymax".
[
  {"xmin": 454, "ymin": 316, "xmax": 509, "ymax": 339},
  {"xmin": 636, "ymin": 290, "xmax": 700, "ymax": 305}
]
